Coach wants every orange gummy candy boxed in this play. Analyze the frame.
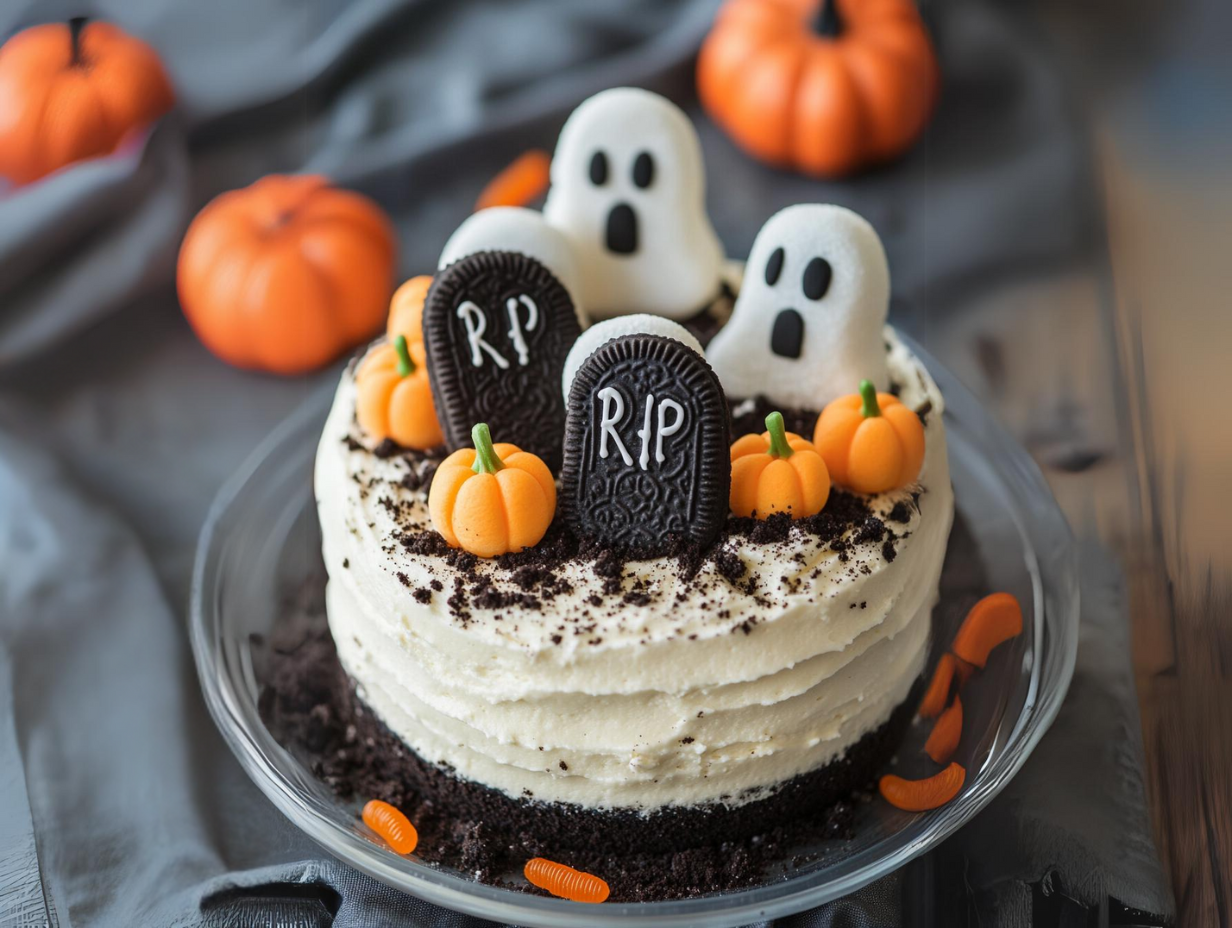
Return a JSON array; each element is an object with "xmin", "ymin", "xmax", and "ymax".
[
  {"xmin": 952, "ymin": 592, "xmax": 1023, "ymax": 668},
  {"xmin": 879, "ymin": 762, "xmax": 966, "ymax": 812},
  {"xmin": 524, "ymin": 857, "xmax": 610, "ymax": 903},
  {"xmin": 362, "ymin": 799, "xmax": 418, "ymax": 854},
  {"xmin": 924, "ymin": 695, "xmax": 963, "ymax": 764}
]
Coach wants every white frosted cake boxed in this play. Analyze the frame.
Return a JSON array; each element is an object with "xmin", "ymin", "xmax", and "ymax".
[{"xmin": 307, "ymin": 87, "xmax": 954, "ymax": 866}]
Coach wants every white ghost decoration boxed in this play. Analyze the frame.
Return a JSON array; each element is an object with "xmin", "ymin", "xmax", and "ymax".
[
  {"xmin": 543, "ymin": 87, "xmax": 724, "ymax": 322},
  {"xmin": 706, "ymin": 204, "xmax": 890, "ymax": 410},
  {"xmin": 438, "ymin": 206, "xmax": 587, "ymax": 324},
  {"xmin": 561, "ymin": 314, "xmax": 705, "ymax": 400}
]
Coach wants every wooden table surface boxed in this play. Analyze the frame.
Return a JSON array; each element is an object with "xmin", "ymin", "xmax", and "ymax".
[{"xmin": 924, "ymin": 6, "xmax": 1231, "ymax": 914}]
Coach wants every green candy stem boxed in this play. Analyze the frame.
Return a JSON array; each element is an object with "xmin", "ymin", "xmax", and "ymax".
[
  {"xmin": 859, "ymin": 380, "xmax": 882, "ymax": 419},
  {"xmin": 765, "ymin": 411, "xmax": 794, "ymax": 459},
  {"xmin": 393, "ymin": 335, "xmax": 415, "ymax": 377},
  {"xmin": 470, "ymin": 423, "xmax": 505, "ymax": 475}
]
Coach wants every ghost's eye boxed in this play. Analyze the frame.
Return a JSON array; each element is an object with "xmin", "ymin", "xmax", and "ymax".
[
  {"xmin": 764, "ymin": 247, "xmax": 785, "ymax": 286},
  {"xmin": 589, "ymin": 151, "xmax": 609, "ymax": 186},
  {"xmin": 802, "ymin": 257, "xmax": 832, "ymax": 300},
  {"xmin": 632, "ymin": 152, "xmax": 655, "ymax": 188}
]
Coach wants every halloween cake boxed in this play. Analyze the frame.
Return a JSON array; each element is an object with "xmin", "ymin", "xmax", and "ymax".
[{"xmin": 309, "ymin": 87, "xmax": 953, "ymax": 876}]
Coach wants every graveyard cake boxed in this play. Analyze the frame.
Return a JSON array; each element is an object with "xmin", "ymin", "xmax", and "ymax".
[{"xmin": 312, "ymin": 88, "xmax": 953, "ymax": 866}]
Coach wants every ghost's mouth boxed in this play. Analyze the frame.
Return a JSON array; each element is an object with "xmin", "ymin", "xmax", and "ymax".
[
  {"xmin": 605, "ymin": 202, "xmax": 638, "ymax": 255},
  {"xmin": 770, "ymin": 308, "xmax": 804, "ymax": 359}
]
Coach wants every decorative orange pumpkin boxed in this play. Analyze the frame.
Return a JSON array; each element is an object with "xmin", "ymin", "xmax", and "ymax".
[
  {"xmin": 813, "ymin": 380, "xmax": 925, "ymax": 494},
  {"xmin": 697, "ymin": 0, "xmax": 939, "ymax": 177},
  {"xmin": 177, "ymin": 174, "xmax": 396, "ymax": 375},
  {"xmin": 387, "ymin": 275, "xmax": 432, "ymax": 344},
  {"xmin": 474, "ymin": 149, "xmax": 551, "ymax": 211},
  {"xmin": 355, "ymin": 335, "xmax": 444, "ymax": 450},
  {"xmin": 730, "ymin": 411, "xmax": 831, "ymax": 519},
  {"xmin": 0, "ymin": 17, "xmax": 175, "ymax": 186},
  {"xmin": 429, "ymin": 423, "xmax": 556, "ymax": 558}
]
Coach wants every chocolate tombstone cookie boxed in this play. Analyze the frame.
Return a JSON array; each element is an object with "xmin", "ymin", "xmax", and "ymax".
[
  {"xmin": 424, "ymin": 251, "xmax": 581, "ymax": 471},
  {"xmin": 559, "ymin": 332, "xmax": 731, "ymax": 554}
]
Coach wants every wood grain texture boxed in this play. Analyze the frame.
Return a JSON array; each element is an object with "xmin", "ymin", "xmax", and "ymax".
[
  {"xmin": 923, "ymin": 117, "xmax": 1232, "ymax": 922},
  {"xmin": 1099, "ymin": 133, "xmax": 1232, "ymax": 928}
]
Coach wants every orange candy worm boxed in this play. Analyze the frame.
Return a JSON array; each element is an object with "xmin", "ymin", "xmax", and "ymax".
[
  {"xmin": 524, "ymin": 857, "xmax": 610, "ymax": 904},
  {"xmin": 362, "ymin": 799, "xmax": 418, "ymax": 854},
  {"xmin": 924, "ymin": 695, "xmax": 963, "ymax": 764},
  {"xmin": 952, "ymin": 592, "xmax": 1023, "ymax": 668},
  {"xmin": 918, "ymin": 653, "xmax": 956, "ymax": 719},
  {"xmin": 879, "ymin": 762, "xmax": 966, "ymax": 812},
  {"xmin": 475, "ymin": 149, "xmax": 552, "ymax": 211}
]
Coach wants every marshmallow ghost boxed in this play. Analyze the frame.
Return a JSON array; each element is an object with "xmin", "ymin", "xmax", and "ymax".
[
  {"xmin": 543, "ymin": 88, "xmax": 724, "ymax": 321},
  {"xmin": 706, "ymin": 205, "xmax": 890, "ymax": 410},
  {"xmin": 561, "ymin": 313, "xmax": 704, "ymax": 400},
  {"xmin": 439, "ymin": 207, "xmax": 586, "ymax": 325}
]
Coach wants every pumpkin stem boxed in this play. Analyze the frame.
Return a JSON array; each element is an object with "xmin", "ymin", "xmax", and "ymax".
[
  {"xmin": 393, "ymin": 335, "xmax": 416, "ymax": 377},
  {"xmin": 812, "ymin": 0, "xmax": 842, "ymax": 38},
  {"xmin": 68, "ymin": 16, "xmax": 88, "ymax": 66},
  {"xmin": 859, "ymin": 380, "xmax": 882, "ymax": 418},
  {"xmin": 470, "ymin": 423, "xmax": 505, "ymax": 475},
  {"xmin": 765, "ymin": 411, "xmax": 794, "ymax": 459}
]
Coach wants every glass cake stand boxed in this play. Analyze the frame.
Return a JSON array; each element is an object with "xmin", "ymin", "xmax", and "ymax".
[{"xmin": 190, "ymin": 333, "xmax": 1079, "ymax": 928}]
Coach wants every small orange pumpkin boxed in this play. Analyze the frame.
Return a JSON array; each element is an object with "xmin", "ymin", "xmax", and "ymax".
[
  {"xmin": 813, "ymin": 380, "xmax": 925, "ymax": 494},
  {"xmin": 697, "ymin": 0, "xmax": 939, "ymax": 178},
  {"xmin": 386, "ymin": 275, "xmax": 432, "ymax": 345},
  {"xmin": 177, "ymin": 174, "xmax": 396, "ymax": 375},
  {"xmin": 429, "ymin": 423, "xmax": 556, "ymax": 558},
  {"xmin": 0, "ymin": 17, "xmax": 175, "ymax": 186},
  {"xmin": 355, "ymin": 336, "xmax": 444, "ymax": 450},
  {"xmin": 730, "ymin": 411, "xmax": 831, "ymax": 519}
]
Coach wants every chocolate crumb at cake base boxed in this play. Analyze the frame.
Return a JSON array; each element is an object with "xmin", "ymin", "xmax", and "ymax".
[{"xmin": 262, "ymin": 516, "xmax": 981, "ymax": 900}]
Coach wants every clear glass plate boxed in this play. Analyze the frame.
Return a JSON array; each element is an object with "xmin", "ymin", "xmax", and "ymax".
[{"xmin": 190, "ymin": 333, "xmax": 1078, "ymax": 928}]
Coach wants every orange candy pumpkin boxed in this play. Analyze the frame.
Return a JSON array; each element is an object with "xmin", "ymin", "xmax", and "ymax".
[
  {"xmin": 177, "ymin": 174, "xmax": 396, "ymax": 375},
  {"xmin": 0, "ymin": 17, "xmax": 175, "ymax": 186},
  {"xmin": 355, "ymin": 336, "xmax": 444, "ymax": 450},
  {"xmin": 730, "ymin": 411, "xmax": 830, "ymax": 519},
  {"xmin": 386, "ymin": 275, "xmax": 432, "ymax": 345},
  {"xmin": 697, "ymin": 0, "xmax": 939, "ymax": 178},
  {"xmin": 429, "ymin": 423, "xmax": 556, "ymax": 558},
  {"xmin": 813, "ymin": 381, "xmax": 925, "ymax": 494}
]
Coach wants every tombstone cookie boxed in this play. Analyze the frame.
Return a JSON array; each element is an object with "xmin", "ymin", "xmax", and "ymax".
[
  {"xmin": 543, "ymin": 87, "xmax": 725, "ymax": 322},
  {"xmin": 439, "ymin": 207, "xmax": 586, "ymax": 322},
  {"xmin": 559, "ymin": 321, "xmax": 730, "ymax": 554},
  {"xmin": 706, "ymin": 204, "xmax": 890, "ymax": 410},
  {"xmin": 424, "ymin": 251, "xmax": 582, "ymax": 471}
]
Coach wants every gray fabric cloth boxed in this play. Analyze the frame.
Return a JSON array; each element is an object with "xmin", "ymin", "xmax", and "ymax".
[{"xmin": 0, "ymin": 0, "xmax": 1170, "ymax": 925}]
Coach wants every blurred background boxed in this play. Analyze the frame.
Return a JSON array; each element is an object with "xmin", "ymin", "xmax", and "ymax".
[{"xmin": 1, "ymin": 0, "xmax": 1228, "ymax": 925}]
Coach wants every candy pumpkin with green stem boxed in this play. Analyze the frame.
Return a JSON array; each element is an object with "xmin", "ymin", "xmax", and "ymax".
[
  {"xmin": 429, "ymin": 423, "xmax": 556, "ymax": 558},
  {"xmin": 355, "ymin": 335, "xmax": 443, "ymax": 450},
  {"xmin": 730, "ymin": 411, "xmax": 831, "ymax": 519},
  {"xmin": 813, "ymin": 380, "xmax": 925, "ymax": 494}
]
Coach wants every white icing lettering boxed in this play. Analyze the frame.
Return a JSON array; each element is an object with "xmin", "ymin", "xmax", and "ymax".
[
  {"xmin": 654, "ymin": 397, "xmax": 684, "ymax": 463},
  {"xmin": 457, "ymin": 300, "xmax": 510, "ymax": 369},
  {"xmin": 603, "ymin": 390, "xmax": 687, "ymax": 470},
  {"xmin": 505, "ymin": 294, "xmax": 539, "ymax": 366},
  {"xmin": 597, "ymin": 387, "xmax": 633, "ymax": 466},
  {"xmin": 637, "ymin": 393, "xmax": 655, "ymax": 470}
]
